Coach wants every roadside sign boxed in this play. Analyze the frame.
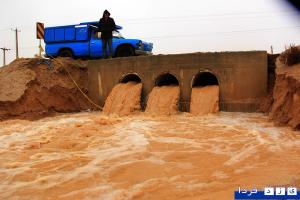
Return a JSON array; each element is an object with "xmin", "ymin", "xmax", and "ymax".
[{"xmin": 36, "ymin": 22, "xmax": 44, "ymax": 39}]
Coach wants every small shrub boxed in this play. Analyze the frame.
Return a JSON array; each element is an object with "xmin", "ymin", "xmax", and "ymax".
[{"xmin": 279, "ymin": 45, "xmax": 300, "ymax": 66}]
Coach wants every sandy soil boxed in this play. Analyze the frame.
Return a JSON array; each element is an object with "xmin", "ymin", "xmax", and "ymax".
[
  {"xmin": 103, "ymin": 82, "xmax": 142, "ymax": 116},
  {"xmin": 259, "ymin": 47, "xmax": 300, "ymax": 130},
  {"xmin": 0, "ymin": 58, "xmax": 93, "ymax": 120},
  {"xmin": 0, "ymin": 112, "xmax": 299, "ymax": 200},
  {"xmin": 190, "ymin": 85, "xmax": 219, "ymax": 115},
  {"xmin": 0, "ymin": 60, "xmax": 36, "ymax": 102},
  {"xmin": 260, "ymin": 60, "xmax": 300, "ymax": 130},
  {"xmin": 269, "ymin": 63, "xmax": 300, "ymax": 129}
]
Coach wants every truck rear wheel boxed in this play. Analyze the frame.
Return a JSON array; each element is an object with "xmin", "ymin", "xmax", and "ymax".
[
  {"xmin": 58, "ymin": 49, "xmax": 73, "ymax": 58},
  {"xmin": 116, "ymin": 46, "xmax": 134, "ymax": 57}
]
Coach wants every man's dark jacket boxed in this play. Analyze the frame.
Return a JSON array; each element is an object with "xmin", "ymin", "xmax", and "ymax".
[{"xmin": 98, "ymin": 17, "xmax": 116, "ymax": 39}]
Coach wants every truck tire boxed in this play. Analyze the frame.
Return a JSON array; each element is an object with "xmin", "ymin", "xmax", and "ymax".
[
  {"xmin": 116, "ymin": 45, "xmax": 135, "ymax": 57},
  {"xmin": 58, "ymin": 49, "xmax": 73, "ymax": 58}
]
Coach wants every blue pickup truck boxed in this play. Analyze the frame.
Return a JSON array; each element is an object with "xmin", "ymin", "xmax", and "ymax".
[{"xmin": 44, "ymin": 21, "xmax": 153, "ymax": 58}]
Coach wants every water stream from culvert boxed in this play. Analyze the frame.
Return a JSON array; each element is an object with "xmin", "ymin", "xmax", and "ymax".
[
  {"xmin": 145, "ymin": 85, "xmax": 180, "ymax": 115},
  {"xmin": 190, "ymin": 85, "xmax": 220, "ymax": 115},
  {"xmin": 103, "ymin": 81, "xmax": 142, "ymax": 116},
  {"xmin": 103, "ymin": 82, "xmax": 219, "ymax": 116}
]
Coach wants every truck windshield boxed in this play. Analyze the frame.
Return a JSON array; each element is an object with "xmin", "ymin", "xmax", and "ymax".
[{"xmin": 113, "ymin": 31, "xmax": 124, "ymax": 39}]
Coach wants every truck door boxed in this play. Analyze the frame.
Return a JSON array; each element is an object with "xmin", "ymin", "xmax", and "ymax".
[{"xmin": 90, "ymin": 30, "xmax": 103, "ymax": 58}]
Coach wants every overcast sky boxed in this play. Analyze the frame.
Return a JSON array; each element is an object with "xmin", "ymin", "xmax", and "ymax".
[{"xmin": 0, "ymin": 0, "xmax": 299, "ymax": 66}]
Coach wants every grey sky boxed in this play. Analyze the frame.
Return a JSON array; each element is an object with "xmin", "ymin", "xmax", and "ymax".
[{"xmin": 0, "ymin": 0, "xmax": 299, "ymax": 66}]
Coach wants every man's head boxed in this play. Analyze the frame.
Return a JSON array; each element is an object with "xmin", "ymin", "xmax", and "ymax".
[{"xmin": 103, "ymin": 10, "xmax": 110, "ymax": 19}]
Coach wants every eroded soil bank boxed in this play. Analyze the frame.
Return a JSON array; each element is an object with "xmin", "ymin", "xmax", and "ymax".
[
  {"xmin": 260, "ymin": 49, "xmax": 300, "ymax": 130},
  {"xmin": 268, "ymin": 64, "xmax": 300, "ymax": 129},
  {"xmin": 0, "ymin": 58, "xmax": 93, "ymax": 120},
  {"xmin": 0, "ymin": 112, "xmax": 299, "ymax": 200}
]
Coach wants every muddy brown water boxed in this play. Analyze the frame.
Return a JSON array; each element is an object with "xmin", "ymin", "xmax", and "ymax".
[
  {"xmin": 145, "ymin": 85, "xmax": 180, "ymax": 115},
  {"xmin": 103, "ymin": 82, "xmax": 142, "ymax": 116},
  {"xmin": 190, "ymin": 85, "xmax": 219, "ymax": 115},
  {"xmin": 104, "ymin": 83, "xmax": 219, "ymax": 116},
  {"xmin": 1, "ymin": 83, "xmax": 299, "ymax": 199},
  {"xmin": 0, "ymin": 112, "xmax": 299, "ymax": 199}
]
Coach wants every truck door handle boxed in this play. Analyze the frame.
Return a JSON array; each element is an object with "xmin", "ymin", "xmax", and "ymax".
[{"xmin": 90, "ymin": 42, "xmax": 95, "ymax": 44}]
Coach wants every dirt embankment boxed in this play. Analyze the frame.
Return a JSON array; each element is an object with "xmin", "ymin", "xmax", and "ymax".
[
  {"xmin": 268, "ymin": 64, "xmax": 300, "ymax": 129},
  {"xmin": 0, "ymin": 58, "xmax": 94, "ymax": 120},
  {"xmin": 260, "ymin": 48, "xmax": 300, "ymax": 130}
]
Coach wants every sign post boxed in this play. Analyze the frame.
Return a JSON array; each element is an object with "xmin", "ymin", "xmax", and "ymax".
[{"xmin": 36, "ymin": 22, "xmax": 44, "ymax": 57}]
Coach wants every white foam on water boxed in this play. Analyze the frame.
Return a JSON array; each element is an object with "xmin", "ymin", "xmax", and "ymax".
[
  {"xmin": 1, "ymin": 112, "xmax": 299, "ymax": 199},
  {"xmin": 0, "ymin": 116, "xmax": 92, "ymax": 149},
  {"xmin": 211, "ymin": 170, "xmax": 229, "ymax": 179}
]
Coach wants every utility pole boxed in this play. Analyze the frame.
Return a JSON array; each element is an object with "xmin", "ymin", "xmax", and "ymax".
[
  {"xmin": 0, "ymin": 47, "xmax": 10, "ymax": 66},
  {"xmin": 11, "ymin": 28, "xmax": 20, "ymax": 59},
  {"xmin": 270, "ymin": 45, "xmax": 273, "ymax": 54}
]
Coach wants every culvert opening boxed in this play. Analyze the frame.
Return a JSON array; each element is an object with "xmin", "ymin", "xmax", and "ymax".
[
  {"xmin": 190, "ymin": 72, "xmax": 220, "ymax": 115},
  {"xmin": 103, "ymin": 73, "xmax": 143, "ymax": 116},
  {"xmin": 120, "ymin": 74, "xmax": 141, "ymax": 83},
  {"xmin": 155, "ymin": 73, "xmax": 179, "ymax": 86},
  {"xmin": 145, "ymin": 73, "xmax": 180, "ymax": 115},
  {"xmin": 192, "ymin": 72, "xmax": 219, "ymax": 87}
]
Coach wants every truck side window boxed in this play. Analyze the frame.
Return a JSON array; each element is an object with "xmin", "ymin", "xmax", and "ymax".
[{"xmin": 93, "ymin": 31, "xmax": 101, "ymax": 39}]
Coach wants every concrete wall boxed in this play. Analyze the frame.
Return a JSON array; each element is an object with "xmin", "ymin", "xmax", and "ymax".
[{"xmin": 88, "ymin": 51, "xmax": 267, "ymax": 112}]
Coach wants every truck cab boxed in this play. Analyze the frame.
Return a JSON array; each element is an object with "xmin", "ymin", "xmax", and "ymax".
[{"xmin": 44, "ymin": 22, "xmax": 153, "ymax": 58}]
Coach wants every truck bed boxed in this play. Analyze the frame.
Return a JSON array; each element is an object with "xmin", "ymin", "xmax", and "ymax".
[{"xmin": 44, "ymin": 25, "xmax": 89, "ymax": 43}]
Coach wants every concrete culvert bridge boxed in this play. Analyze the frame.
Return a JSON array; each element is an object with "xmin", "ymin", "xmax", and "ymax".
[
  {"xmin": 88, "ymin": 51, "xmax": 268, "ymax": 112},
  {"xmin": 192, "ymin": 71, "xmax": 219, "ymax": 87},
  {"xmin": 120, "ymin": 73, "xmax": 142, "ymax": 83},
  {"xmin": 155, "ymin": 73, "xmax": 179, "ymax": 86}
]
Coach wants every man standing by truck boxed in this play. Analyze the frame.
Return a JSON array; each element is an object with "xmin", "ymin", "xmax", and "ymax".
[{"xmin": 98, "ymin": 10, "xmax": 116, "ymax": 58}]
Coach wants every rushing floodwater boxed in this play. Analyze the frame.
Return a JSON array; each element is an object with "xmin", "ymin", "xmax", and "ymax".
[
  {"xmin": 0, "ymin": 112, "xmax": 299, "ymax": 200},
  {"xmin": 146, "ymin": 86, "xmax": 180, "ymax": 115},
  {"xmin": 190, "ymin": 85, "xmax": 219, "ymax": 115},
  {"xmin": 103, "ymin": 82, "xmax": 142, "ymax": 116}
]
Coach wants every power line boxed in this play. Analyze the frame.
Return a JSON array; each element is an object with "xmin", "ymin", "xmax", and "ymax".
[
  {"xmin": 119, "ymin": 13, "xmax": 300, "ymax": 26},
  {"xmin": 119, "ymin": 10, "xmax": 298, "ymax": 23},
  {"xmin": 0, "ymin": 25, "xmax": 33, "ymax": 32},
  {"xmin": 0, "ymin": 28, "xmax": 11, "ymax": 32},
  {"xmin": 0, "ymin": 10, "xmax": 297, "ymax": 31},
  {"xmin": 141, "ymin": 25, "xmax": 300, "ymax": 40}
]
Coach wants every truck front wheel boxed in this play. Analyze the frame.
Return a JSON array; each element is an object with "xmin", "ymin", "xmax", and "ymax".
[
  {"xmin": 116, "ymin": 46, "xmax": 134, "ymax": 57},
  {"xmin": 58, "ymin": 49, "xmax": 73, "ymax": 58}
]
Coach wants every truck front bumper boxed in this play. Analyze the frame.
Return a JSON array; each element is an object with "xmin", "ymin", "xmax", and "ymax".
[{"xmin": 135, "ymin": 50, "xmax": 153, "ymax": 56}]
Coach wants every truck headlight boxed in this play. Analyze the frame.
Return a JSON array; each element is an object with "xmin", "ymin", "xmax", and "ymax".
[{"xmin": 136, "ymin": 41, "xmax": 144, "ymax": 49}]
